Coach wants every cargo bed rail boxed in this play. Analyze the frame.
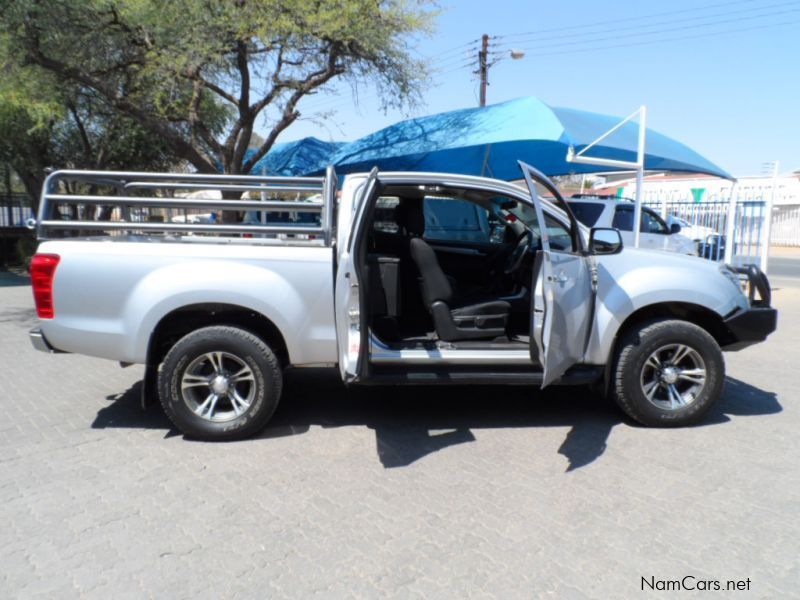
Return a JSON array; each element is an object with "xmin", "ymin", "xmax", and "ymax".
[{"xmin": 29, "ymin": 167, "xmax": 337, "ymax": 245}]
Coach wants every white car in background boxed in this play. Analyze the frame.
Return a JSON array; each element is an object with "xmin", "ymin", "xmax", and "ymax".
[
  {"xmin": 665, "ymin": 215, "xmax": 719, "ymax": 243},
  {"xmin": 567, "ymin": 195, "xmax": 698, "ymax": 255}
]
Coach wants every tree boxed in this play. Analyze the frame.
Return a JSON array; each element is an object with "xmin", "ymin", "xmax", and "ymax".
[
  {"xmin": 2, "ymin": 0, "xmax": 435, "ymax": 182},
  {"xmin": 0, "ymin": 66, "xmax": 178, "ymax": 210},
  {"xmin": 0, "ymin": 65, "xmax": 57, "ymax": 205}
]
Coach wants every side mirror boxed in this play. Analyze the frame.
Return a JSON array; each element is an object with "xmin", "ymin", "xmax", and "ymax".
[
  {"xmin": 589, "ymin": 227, "xmax": 623, "ymax": 255},
  {"xmin": 670, "ymin": 223, "xmax": 682, "ymax": 234}
]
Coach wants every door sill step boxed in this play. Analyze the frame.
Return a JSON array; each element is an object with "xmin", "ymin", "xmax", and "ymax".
[{"xmin": 357, "ymin": 365, "xmax": 602, "ymax": 386}]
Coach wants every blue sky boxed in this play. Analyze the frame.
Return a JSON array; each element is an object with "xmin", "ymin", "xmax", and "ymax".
[{"xmin": 281, "ymin": 0, "xmax": 799, "ymax": 177}]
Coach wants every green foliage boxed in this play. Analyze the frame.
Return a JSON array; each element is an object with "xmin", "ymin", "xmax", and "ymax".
[
  {"xmin": 14, "ymin": 234, "xmax": 38, "ymax": 271},
  {"xmin": 0, "ymin": 64, "xmax": 57, "ymax": 206},
  {"xmin": 1, "ymin": 0, "xmax": 436, "ymax": 176},
  {"xmin": 0, "ymin": 65, "xmax": 178, "ymax": 208}
]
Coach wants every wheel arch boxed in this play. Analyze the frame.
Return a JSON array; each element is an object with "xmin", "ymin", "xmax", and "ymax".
[
  {"xmin": 617, "ymin": 302, "xmax": 732, "ymax": 346},
  {"xmin": 146, "ymin": 303, "xmax": 290, "ymax": 368},
  {"xmin": 601, "ymin": 301, "xmax": 734, "ymax": 396}
]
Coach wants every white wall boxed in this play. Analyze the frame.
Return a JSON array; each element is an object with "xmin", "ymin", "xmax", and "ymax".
[{"xmin": 602, "ymin": 175, "xmax": 800, "ymax": 205}]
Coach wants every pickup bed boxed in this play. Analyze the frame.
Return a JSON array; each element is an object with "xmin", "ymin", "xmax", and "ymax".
[{"xmin": 29, "ymin": 164, "xmax": 777, "ymax": 440}]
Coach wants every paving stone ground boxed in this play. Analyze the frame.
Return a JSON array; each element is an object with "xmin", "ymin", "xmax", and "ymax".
[{"xmin": 1, "ymin": 275, "xmax": 798, "ymax": 599}]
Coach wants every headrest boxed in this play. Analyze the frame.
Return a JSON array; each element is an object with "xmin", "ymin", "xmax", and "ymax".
[{"xmin": 394, "ymin": 199, "xmax": 425, "ymax": 236}]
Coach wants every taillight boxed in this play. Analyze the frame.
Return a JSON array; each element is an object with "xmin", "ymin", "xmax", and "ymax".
[{"xmin": 31, "ymin": 253, "xmax": 60, "ymax": 319}]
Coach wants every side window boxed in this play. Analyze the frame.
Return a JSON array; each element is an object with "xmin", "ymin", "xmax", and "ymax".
[
  {"xmin": 642, "ymin": 209, "xmax": 668, "ymax": 234},
  {"xmin": 614, "ymin": 206, "xmax": 668, "ymax": 234},
  {"xmin": 423, "ymin": 197, "xmax": 496, "ymax": 243},
  {"xmin": 612, "ymin": 206, "xmax": 634, "ymax": 231}
]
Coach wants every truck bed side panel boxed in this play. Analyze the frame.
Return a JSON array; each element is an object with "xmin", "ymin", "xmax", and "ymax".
[{"xmin": 39, "ymin": 240, "xmax": 336, "ymax": 365}]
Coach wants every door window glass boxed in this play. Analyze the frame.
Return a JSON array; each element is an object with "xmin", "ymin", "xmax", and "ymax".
[
  {"xmin": 502, "ymin": 200, "xmax": 574, "ymax": 252},
  {"xmin": 528, "ymin": 214, "xmax": 573, "ymax": 252},
  {"xmin": 568, "ymin": 202, "xmax": 605, "ymax": 227}
]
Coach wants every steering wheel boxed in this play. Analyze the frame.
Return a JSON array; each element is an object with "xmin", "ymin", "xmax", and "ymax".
[{"xmin": 504, "ymin": 231, "xmax": 532, "ymax": 275}]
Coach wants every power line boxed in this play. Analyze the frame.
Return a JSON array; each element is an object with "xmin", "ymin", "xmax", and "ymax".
[
  {"xmin": 494, "ymin": 0, "xmax": 768, "ymax": 40},
  {"xmin": 430, "ymin": 55, "xmax": 479, "ymax": 71},
  {"xmin": 296, "ymin": 44, "xmax": 479, "ymax": 114},
  {"xmin": 493, "ymin": 0, "xmax": 800, "ymax": 49},
  {"xmin": 298, "ymin": 85, "xmax": 392, "ymax": 114},
  {"xmin": 518, "ymin": 17, "xmax": 800, "ymax": 59},
  {"xmin": 508, "ymin": 5, "xmax": 800, "ymax": 52},
  {"xmin": 427, "ymin": 50, "xmax": 479, "ymax": 69},
  {"xmin": 424, "ymin": 40, "xmax": 481, "ymax": 65},
  {"xmin": 431, "ymin": 50, "xmax": 478, "ymax": 66},
  {"xmin": 432, "ymin": 63, "xmax": 477, "ymax": 76},
  {"xmin": 428, "ymin": 42, "xmax": 478, "ymax": 58},
  {"xmin": 435, "ymin": 66, "xmax": 479, "ymax": 80},
  {"xmin": 429, "ymin": 49, "xmax": 479, "ymax": 67}
]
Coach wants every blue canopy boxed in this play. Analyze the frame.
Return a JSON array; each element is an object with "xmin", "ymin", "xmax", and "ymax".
[
  {"xmin": 246, "ymin": 136, "xmax": 344, "ymax": 176},
  {"xmin": 325, "ymin": 97, "xmax": 731, "ymax": 180}
]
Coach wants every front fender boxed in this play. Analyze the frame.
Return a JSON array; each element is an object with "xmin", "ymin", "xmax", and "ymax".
[{"xmin": 585, "ymin": 250, "xmax": 747, "ymax": 364}]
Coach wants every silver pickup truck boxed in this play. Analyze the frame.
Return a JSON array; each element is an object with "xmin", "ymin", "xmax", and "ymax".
[{"xmin": 28, "ymin": 163, "xmax": 777, "ymax": 440}]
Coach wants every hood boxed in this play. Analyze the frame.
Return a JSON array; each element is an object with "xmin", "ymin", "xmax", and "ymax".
[{"xmin": 617, "ymin": 246, "xmax": 718, "ymax": 272}]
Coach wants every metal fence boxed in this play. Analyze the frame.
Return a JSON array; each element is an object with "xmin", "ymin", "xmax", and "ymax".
[
  {"xmin": 642, "ymin": 198, "xmax": 767, "ymax": 266},
  {"xmin": 771, "ymin": 204, "xmax": 800, "ymax": 247},
  {"xmin": 0, "ymin": 194, "xmax": 35, "ymax": 228}
]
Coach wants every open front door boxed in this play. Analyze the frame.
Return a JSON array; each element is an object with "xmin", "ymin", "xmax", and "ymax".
[
  {"xmin": 334, "ymin": 168, "xmax": 380, "ymax": 383},
  {"xmin": 519, "ymin": 162, "xmax": 594, "ymax": 387}
]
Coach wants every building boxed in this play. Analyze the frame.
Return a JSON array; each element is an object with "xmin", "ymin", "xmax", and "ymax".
[
  {"xmin": 592, "ymin": 172, "xmax": 800, "ymax": 247},
  {"xmin": 593, "ymin": 172, "xmax": 800, "ymax": 206}
]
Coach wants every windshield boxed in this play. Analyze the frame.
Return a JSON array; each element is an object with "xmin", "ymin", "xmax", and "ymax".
[
  {"xmin": 494, "ymin": 196, "xmax": 575, "ymax": 229},
  {"xmin": 490, "ymin": 196, "xmax": 575, "ymax": 252}
]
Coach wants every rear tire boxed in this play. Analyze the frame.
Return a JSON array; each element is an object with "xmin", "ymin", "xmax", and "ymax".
[
  {"xmin": 612, "ymin": 319, "xmax": 724, "ymax": 427},
  {"xmin": 158, "ymin": 326, "xmax": 282, "ymax": 441}
]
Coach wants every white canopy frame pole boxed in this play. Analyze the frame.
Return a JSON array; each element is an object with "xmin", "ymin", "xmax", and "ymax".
[
  {"xmin": 723, "ymin": 181, "xmax": 739, "ymax": 265},
  {"xmin": 566, "ymin": 106, "xmax": 647, "ymax": 248},
  {"xmin": 633, "ymin": 106, "xmax": 647, "ymax": 249},
  {"xmin": 760, "ymin": 160, "xmax": 779, "ymax": 274}
]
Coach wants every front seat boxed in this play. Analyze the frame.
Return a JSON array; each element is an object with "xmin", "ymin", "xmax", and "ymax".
[{"xmin": 398, "ymin": 200, "xmax": 510, "ymax": 342}]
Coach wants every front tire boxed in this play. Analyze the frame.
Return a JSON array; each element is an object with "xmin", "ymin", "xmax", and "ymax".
[
  {"xmin": 158, "ymin": 326, "xmax": 282, "ymax": 440},
  {"xmin": 612, "ymin": 319, "xmax": 724, "ymax": 427}
]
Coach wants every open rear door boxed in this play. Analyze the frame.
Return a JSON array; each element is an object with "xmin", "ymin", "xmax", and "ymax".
[
  {"xmin": 334, "ymin": 168, "xmax": 380, "ymax": 383},
  {"xmin": 519, "ymin": 162, "xmax": 594, "ymax": 387}
]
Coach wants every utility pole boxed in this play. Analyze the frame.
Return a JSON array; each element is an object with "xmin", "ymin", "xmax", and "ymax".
[
  {"xmin": 478, "ymin": 34, "xmax": 489, "ymax": 106},
  {"xmin": 475, "ymin": 34, "xmax": 524, "ymax": 107}
]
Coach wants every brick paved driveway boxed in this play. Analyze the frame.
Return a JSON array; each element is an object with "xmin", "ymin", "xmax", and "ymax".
[{"xmin": 1, "ymin": 276, "xmax": 798, "ymax": 599}]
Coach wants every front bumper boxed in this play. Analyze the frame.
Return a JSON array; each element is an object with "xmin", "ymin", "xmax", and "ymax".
[
  {"xmin": 723, "ymin": 307, "xmax": 777, "ymax": 350},
  {"xmin": 721, "ymin": 265, "xmax": 777, "ymax": 350}
]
